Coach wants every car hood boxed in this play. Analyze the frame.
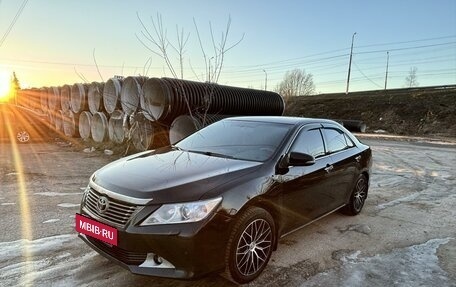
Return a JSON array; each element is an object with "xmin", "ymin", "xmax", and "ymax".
[{"xmin": 92, "ymin": 147, "xmax": 262, "ymax": 204}]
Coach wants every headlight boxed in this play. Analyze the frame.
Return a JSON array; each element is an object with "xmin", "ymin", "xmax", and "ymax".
[{"xmin": 140, "ymin": 197, "xmax": 222, "ymax": 226}]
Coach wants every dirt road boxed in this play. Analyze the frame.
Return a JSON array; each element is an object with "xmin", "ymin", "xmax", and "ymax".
[{"xmin": 0, "ymin": 138, "xmax": 455, "ymax": 286}]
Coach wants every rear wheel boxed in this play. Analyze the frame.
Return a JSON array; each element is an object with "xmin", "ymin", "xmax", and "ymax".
[
  {"xmin": 342, "ymin": 174, "xmax": 368, "ymax": 215},
  {"xmin": 16, "ymin": 130, "xmax": 30, "ymax": 143},
  {"xmin": 223, "ymin": 207, "xmax": 275, "ymax": 284}
]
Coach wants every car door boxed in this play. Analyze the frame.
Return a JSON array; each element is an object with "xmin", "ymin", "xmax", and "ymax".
[
  {"xmin": 321, "ymin": 126, "xmax": 359, "ymax": 208},
  {"xmin": 278, "ymin": 125, "xmax": 335, "ymax": 232}
]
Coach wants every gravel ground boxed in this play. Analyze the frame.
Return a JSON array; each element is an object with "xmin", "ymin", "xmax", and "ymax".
[{"xmin": 0, "ymin": 137, "xmax": 455, "ymax": 286}]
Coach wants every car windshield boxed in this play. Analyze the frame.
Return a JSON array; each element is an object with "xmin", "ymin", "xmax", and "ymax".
[{"xmin": 175, "ymin": 119, "xmax": 292, "ymax": 162}]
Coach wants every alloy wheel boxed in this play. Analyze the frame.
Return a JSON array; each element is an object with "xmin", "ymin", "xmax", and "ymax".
[
  {"xmin": 235, "ymin": 218, "xmax": 272, "ymax": 276},
  {"xmin": 353, "ymin": 177, "xmax": 367, "ymax": 211}
]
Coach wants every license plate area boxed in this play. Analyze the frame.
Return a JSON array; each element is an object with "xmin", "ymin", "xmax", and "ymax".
[{"xmin": 75, "ymin": 213, "xmax": 118, "ymax": 246}]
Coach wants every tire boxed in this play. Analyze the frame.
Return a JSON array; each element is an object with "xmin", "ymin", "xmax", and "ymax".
[
  {"xmin": 222, "ymin": 207, "xmax": 275, "ymax": 284},
  {"xmin": 16, "ymin": 130, "xmax": 31, "ymax": 143},
  {"xmin": 341, "ymin": 174, "xmax": 368, "ymax": 216}
]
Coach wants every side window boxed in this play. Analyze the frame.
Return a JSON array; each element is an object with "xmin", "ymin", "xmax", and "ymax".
[
  {"xmin": 291, "ymin": 129, "xmax": 325, "ymax": 158},
  {"xmin": 323, "ymin": 128, "xmax": 350, "ymax": 153},
  {"xmin": 344, "ymin": 133, "xmax": 355, "ymax": 147}
]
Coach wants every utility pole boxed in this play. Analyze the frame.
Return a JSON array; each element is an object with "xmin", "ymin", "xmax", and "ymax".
[
  {"xmin": 263, "ymin": 69, "xmax": 268, "ymax": 90},
  {"xmin": 384, "ymin": 51, "xmax": 389, "ymax": 90},
  {"xmin": 346, "ymin": 32, "xmax": 357, "ymax": 94}
]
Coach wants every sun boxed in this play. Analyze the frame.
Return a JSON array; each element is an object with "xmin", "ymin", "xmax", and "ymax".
[{"xmin": 0, "ymin": 70, "xmax": 12, "ymax": 102}]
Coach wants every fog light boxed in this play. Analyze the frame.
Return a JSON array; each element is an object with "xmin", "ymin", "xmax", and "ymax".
[
  {"xmin": 139, "ymin": 253, "xmax": 175, "ymax": 269},
  {"xmin": 153, "ymin": 254, "xmax": 163, "ymax": 265}
]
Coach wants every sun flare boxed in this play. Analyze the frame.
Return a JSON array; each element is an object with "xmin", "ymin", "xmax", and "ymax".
[{"xmin": 0, "ymin": 71, "xmax": 12, "ymax": 102}]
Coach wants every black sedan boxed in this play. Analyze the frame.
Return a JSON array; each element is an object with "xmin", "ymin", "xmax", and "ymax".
[
  {"xmin": 0, "ymin": 103, "xmax": 49, "ymax": 143},
  {"xmin": 76, "ymin": 116, "xmax": 372, "ymax": 284}
]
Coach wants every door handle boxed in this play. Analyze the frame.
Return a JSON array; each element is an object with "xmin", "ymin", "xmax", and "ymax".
[
  {"xmin": 355, "ymin": 155, "xmax": 361, "ymax": 162},
  {"xmin": 324, "ymin": 164, "xmax": 334, "ymax": 173}
]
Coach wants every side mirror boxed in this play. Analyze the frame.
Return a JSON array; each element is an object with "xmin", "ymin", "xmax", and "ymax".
[{"xmin": 288, "ymin": 152, "xmax": 315, "ymax": 166}]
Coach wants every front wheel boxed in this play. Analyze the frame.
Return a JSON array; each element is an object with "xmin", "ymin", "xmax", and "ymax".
[
  {"xmin": 222, "ymin": 207, "xmax": 275, "ymax": 284},
  {"xmin": 341, "ymin": 174, "xmax": 368, "ymax": 215}
]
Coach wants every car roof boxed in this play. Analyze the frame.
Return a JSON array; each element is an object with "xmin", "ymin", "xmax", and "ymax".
[{"xmin": 225, "ymin": 116, "xmax": 338, "ymax": 126}]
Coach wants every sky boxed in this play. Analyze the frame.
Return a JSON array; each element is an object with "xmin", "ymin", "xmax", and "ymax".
[{"xmin": 0, "ymin": 0, "xmax": 455, "ymax": 94}]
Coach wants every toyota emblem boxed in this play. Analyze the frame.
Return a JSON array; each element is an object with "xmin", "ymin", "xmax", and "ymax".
[{"xmin": 97, "ymin": 196, "xmax": 109, "ymax": 213}]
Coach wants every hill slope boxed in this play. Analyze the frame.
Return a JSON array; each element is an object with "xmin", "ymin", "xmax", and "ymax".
[{"xmin": 284, "ymin": 85, "xmax": 456, "ymax": 137}]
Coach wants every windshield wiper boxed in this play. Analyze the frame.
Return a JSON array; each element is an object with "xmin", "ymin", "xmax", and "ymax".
[
  {"xmin": 186, "ymin": 150, "xmax": 236, "ymax": 159},
  {"xmin": 172, "ymin": 145, "xmax": 186, "ymax": 151}
]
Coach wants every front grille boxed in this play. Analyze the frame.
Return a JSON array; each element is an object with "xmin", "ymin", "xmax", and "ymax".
[
  {"xmin": 82, "ymin": 187, "xmax": 138, "ymax": 228},
  {"xmin": 87, "ymin": 236, "xmax": 147, "ymax": 265}
]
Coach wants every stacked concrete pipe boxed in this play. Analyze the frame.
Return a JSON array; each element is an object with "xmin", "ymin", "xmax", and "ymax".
[
  {"xmin": 108, "ymin": 110, "xmax": 126, "ymax": 144},
  {"xmin": 88, "ymin": 82, "xmax": 105, "ymax": 114},
  {"xmin": 18, "ymin": 76, "xmax": 288, "ymax": 153},
  {"xmin": 70, "ymin": 83, "xmax": 89, "ymax": 114},
  {"xmin": 54, "ymin": 110, "xmax": 64, "ymax": 132},
  {"xmin": 169, "ymin": 114, "xmax": 230, "ymax": 144},
  {"xmin": 129, "ymin": 112, "xmax": 154, "ymax": 151},
  {"xmin": 142, "ymin": 78, "xmax": 285, "ymax": 124},
  {"xmin": 120, "ymin": 76, "xmax": 148, "ymax": 116},
  {"xmin": 79, "ymin": 111, "xmax": 93, "ymax": 140},
  {"xmin": 62, "ymin": 110, "xmax": 79, "ymax": 137},
  {"xmin": 60, "ymin": 85, "xmax": 71, "ymax": 112},
  {"xmin": 47, "ymin": 86, "xmax": 60, "ymax": 112},
  {"xmin": 39, "ymin": 88, "xmax": 48, "ymax": 113},
  {"xmin": 91, "ymin": 112, "xmax": 109, "ymax": 143},
  {"xmin": 103, "ymin": 77, "xmax": 123, "ymax": 114}
]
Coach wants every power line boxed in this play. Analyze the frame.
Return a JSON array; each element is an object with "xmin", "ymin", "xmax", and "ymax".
[
  {"xmin": 222, "ymin": 35, "xmax": 456, "ymax": 70},
  {"xmin": 222, "ymin": 41, "xmax": 456, "ymax": 76},
  {"xmin": 353, "ymin": 62, "xmax": 383, "ymax": 88},
  {"xmin": 0, "ymin": 0, "xmax": 29, "ymax": 48},
  {"xmin": 2, "ymin": 37, "xmax": 454, "ymax": 79},
  {"xmin": 355, "ymin": 41, "xmax": 456, "ymax": 55},
  {"xmin": 354, "ymin": 35, "xmax": 456, "ymax": 49}
]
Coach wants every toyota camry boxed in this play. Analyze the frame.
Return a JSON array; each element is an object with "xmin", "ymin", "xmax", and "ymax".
[{"xmin": 76, "ymin": 116, "xmax": 372, "ymax": 284}]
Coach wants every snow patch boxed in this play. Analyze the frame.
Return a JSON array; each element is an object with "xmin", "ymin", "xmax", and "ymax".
[
  {"xmin": 301, "ymin": 238, "xmax": 453, "ymax": 287},
  {"xmin": 0, "ymin": 234, "xmax": 120, "ymax": 286},
  {"xmin": 377, "ymin": 192, "xmax": 420, "ymax": 210},
  {"xmin": 42, "ymin": 219, "xmax": 60, "ymax": 224},
  {"xmin": 341, "ymin": 250, "xmax": 362, "ymax": 263},
  {"xmin": 0, "ymin": 234, "xmax": 76, "ymax": 262},
  {"xmin": 1, "ymin": 202, "xmax": 16, "ymax": 206},
  {"xmin": 57, "ymin": 203, "xmax": 80, "ymax": 208},
  {"xmin": 35, "ymin": 192, "xmax": 82, "ymax": 197}
]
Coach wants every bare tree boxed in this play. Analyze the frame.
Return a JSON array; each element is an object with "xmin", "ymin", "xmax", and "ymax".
[
  {"xmin": 127, "ymin": 13, "xmax": 243, "ymax": 154},
  {"xmin": 404, "ymin": 67, "xmax": 419, "ymax": 88},
  {"xmin": 136, "ymin": 13, "xmax": 244, "ymax": 120},
  {"xmin": 10, "ymin": 72, "xmax": 20, "ymax": 105},
  {"xmin": 275, "ymin": 69, "xmax": 315, "ymax": 99},
  {"xmin": 136, "ymin": 13, "xmax": 243, "ymax": 83}
]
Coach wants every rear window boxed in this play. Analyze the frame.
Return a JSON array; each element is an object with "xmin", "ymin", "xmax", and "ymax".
[{"xmin": 322, "ymin": 128, "xmax": 351, "ymax": 153}]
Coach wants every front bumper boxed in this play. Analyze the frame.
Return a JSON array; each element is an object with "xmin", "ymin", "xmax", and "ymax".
[{"xmin": 78, "ymin": 211, "xmax": 233, "ymax": 279}]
